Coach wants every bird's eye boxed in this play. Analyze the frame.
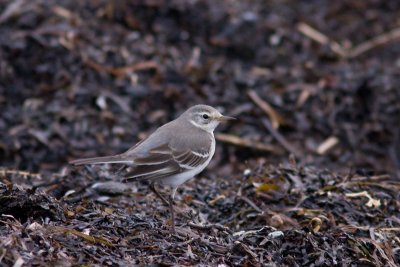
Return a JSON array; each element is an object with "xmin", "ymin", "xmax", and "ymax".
[{"xmin": 202, "ymin": 114, "xmax": 210, "ymax": 119}]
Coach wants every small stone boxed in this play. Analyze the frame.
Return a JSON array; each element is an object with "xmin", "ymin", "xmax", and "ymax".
[
  {"xmin": 268, "ymin": 230, "xmax": 284, "ymax": 238},
  {"xmin": 243, "ymin": 169, "xmax": 252, "ymax": 177}
]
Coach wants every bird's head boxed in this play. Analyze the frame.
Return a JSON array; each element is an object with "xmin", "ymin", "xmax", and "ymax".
[{"xmin": 181, "ymin": 104, "xmax": 235, "ymax": 132}]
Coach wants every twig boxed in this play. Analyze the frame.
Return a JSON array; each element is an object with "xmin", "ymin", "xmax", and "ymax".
[
  {"xmin": 0, "ymin": 0, "xmax": 26, "ymax": 24},
  {"xmin": 215, "ymin": 133, "xmax": 278, "ymax": 153},
  {"xmin": 297, "ymin": 22, "xmax": 347, "ymax": 58},
  {"xmin": 261, "ymin": 118, "xmax": 300, "ymax": 157},
  {"xmin": 298, "ymin": 22, "xmax": 400, "ymax": 59},
  {"xmin": 351, "ymin": 174, "xmax": 391, "ymax": 181},
  {"xmin": 83, "ymin": 57, "xmax": 158, "ymax": 77},
  {"xmin": 347, "ymin": 27, "xmax": 400, "ymax": 58},
  {"xmin": 378, "ymin": 227, "xmax": 400, "ymax": 232},
  {"xmin": 339, "ymin": 181, "xmax": 400, "ymax": 192},
  {"xmin": 343, "ymin": 223, "xmax": 400, "ymax": 234},
  {"xmin": 111, "ymin": 61, "xmax": 159, "ymax": 76},
  {"xmin": 0, "ymin": 169, "xmax": 42, "ymax": 179},
  {"xmin": 51, "ymin": 226, "xmax": 114, "ymax": 247},
  {"xmin": 247, "ymin": 90, "xmax": 285, "ymax": 129},
  {"xmin": 316, "ymin": 136, "xmax": 339, "ymax": 155},
  {"xmin": 345, "ymin": 191, "xmax": 381, "ymax": 208}
]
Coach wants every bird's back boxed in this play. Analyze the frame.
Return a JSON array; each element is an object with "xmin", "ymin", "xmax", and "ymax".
[{"xmin": 125, "ymin": 118, "xmax": 213, "ymax": 158}]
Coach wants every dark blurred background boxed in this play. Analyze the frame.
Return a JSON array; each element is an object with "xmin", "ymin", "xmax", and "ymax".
[{"xmin": 1, "ymin": 0, "xmax": 400, "ymax": 177}]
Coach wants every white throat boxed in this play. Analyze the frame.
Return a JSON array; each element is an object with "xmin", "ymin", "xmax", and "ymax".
[{"xmin": 189, "ymin": 119, "xmax": 216, "ymax": 133}]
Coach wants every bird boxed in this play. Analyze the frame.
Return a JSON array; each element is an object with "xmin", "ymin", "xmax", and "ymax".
[{"xmin": 70, "ymin": 104, "xmax": 235, "ymax": 232}]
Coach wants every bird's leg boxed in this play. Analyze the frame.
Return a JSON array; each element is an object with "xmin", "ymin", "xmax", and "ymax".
[
  {"xmin": 169, "ymin": 193, "xmax": 175, "ymax": 233},
  {"xmin": 149, "ymin": 182, "xmax": 169, "ymax": 206},
  {"xmin": 149, "ymin": 183, "xmax": 177, "ymax": 233}
]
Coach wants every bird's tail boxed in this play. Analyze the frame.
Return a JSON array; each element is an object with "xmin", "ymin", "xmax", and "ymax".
[{"xmin": 69, "ymin": 154, "xmax": 132, "ymax": 165}]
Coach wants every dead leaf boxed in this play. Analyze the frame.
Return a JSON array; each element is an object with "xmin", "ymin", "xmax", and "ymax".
[{"xmin": 255, "ymin": 182, "xmax": 279, "ymax": 192}]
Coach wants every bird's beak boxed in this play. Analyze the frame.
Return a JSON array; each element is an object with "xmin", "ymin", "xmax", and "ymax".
[{"xmin": 217, "ymin": 115, "xmax": 236, "ymax": 122}]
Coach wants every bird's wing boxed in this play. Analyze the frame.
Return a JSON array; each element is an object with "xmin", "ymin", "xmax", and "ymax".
[{"xmin": 124, "ymin": 143, "xmax": 210, "ymax": 182}]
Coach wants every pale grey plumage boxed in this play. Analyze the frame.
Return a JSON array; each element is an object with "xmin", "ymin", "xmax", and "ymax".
[
  {"xmin": 70, "ymin": 104, "xmax": 234, "ymax": 232},
  {"xmin": 70, "ymin": 105, "xmax": 217, "ymax": 186}
]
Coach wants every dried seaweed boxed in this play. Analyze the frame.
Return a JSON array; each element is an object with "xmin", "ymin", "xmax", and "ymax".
[{"xmin": 1, "ymin": 0, "xmax": 400, "ymax": 265}]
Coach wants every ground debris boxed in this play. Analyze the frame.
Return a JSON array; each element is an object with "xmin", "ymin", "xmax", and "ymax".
[
  {"xmin": 1, "ymin": 0, "xmax": 400, "ymax": 265},
  {"xmin": 1, "ymin": 165, "xmax": 399, "ymax": 265},
  {"xmin": 0, "ymin": 182, "xmax": 64, "ymax": 222}
]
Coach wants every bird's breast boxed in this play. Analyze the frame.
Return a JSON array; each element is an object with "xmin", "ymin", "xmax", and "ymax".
[{"xmin": 160, "ymin": 136, "xmax": 215, "ymax": 188}]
